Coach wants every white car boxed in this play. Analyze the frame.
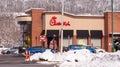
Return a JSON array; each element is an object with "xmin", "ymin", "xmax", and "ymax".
[
  {"xmin": 0, "ymin": 45, "xmax": 8, "ymax": 54},
  {"xmin": 3, "ymin": 47, "xmax": 19, "ymax": 54}
]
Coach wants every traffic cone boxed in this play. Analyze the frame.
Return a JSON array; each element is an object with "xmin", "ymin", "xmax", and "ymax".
[{"xmin": 25, "ymin": 50, "xmax": 30, "ymax": 61}]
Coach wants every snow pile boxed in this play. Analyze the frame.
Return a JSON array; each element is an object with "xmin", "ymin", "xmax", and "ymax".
[
  {"xmin": 59, "ymin": 60, "xmax": 120, "ymax": 67},
  {"xmin": 30, "ymin": 53, "xmax": 42, "ymax": 61},
  {"xmin": 30, "ymin": 49, "xmax": 54, "ymax": 61},
  {"xmin": 30, "ymin": 49, "xmax": 120, "ymax": 67},
  {"xmin": 39, "ymin": 49, "xmax": 54, "ymax": 61},
  {"xmin": 63, "ymin": 49, "xmax": 93, "ymax": 62},
  {"xmin": 59, "ymin": 50, "xmax": 120, "ymax": 67}
]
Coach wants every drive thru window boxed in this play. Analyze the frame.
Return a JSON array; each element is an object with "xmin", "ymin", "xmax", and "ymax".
[
  {"xmin": 91, "ymin": 39, "xmax": 101, "ymax": 48},
  {"xmin": 63, "ymin": 30, "xmax": 73, "ymax": 47},
  {"xmin": 77, "ymin": 30, "xmax": 89, "ymax": 45},
  {"xmin": 77, "ymin": 38, "xmax": 87, "ymax": 45}
]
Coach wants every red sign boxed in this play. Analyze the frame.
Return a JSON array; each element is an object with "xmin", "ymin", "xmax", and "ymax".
[
  {"xmin": 49, "ymin": 16, "xmax": 70, "ymax": 26},
  {"xmin": 40, "ymin": 35, "xmax": 46, "ymax": 42}
]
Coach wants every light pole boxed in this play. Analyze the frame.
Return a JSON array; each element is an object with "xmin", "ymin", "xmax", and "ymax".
[
  {"xmin": 111, "ymin": 0, "xmax": 114, "ymax": 52},
  {"xmin": 60, "ymin": 0, "xmax": 64, "ymax": 53},
  {"xmin": 53, "ymin": 34, "xmax": 56, "ymax": 50}
]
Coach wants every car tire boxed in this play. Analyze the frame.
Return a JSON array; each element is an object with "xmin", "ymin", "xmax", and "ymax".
[
  {"xmin": 7, "ymin": 51, "xmax": 10, "ymax": 54},
  {"xmin": 21, "ymin": 52, "xmax": 26, "ymax": 56},
  {"xmin": 99, "ymin": 50, "xmax": 104, "ymax": 52},
  {"xmin": 96, "ymin": 49, "xmax": 105, "ymax": 53}
]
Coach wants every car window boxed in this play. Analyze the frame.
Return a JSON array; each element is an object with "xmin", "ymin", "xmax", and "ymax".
[
  {"xmin": 0, "ymin": 46, "xmax": 3, "ymax": 48},
  {"xmin": 74, "ymin": 45, "xmax": 82, "ymax": 48},
  {"xmin": 81, "ymin": 46, "xmax": 86, "ymax": 49},
  {"xmin": 69, "ymin": 45, "xmax": 85, "ymax": 49},
  {"xmin": 11, "ymin": 47, "xmax": 18, "ymax": 49}
]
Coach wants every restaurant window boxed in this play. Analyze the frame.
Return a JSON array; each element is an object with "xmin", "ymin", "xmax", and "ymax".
[
  {"xmin": 77, "ymin": 30, "xmax": 89, "ymax": 45},
  {"xmin": 90, "ymin": 30, "xmax": 102, "ymax": 48},
  {"xmin": 63, "ymin": 30, "xmax": 73, "ymax": 47}
]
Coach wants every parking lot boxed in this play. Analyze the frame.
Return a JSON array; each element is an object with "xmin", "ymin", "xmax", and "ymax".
[
  {"xmin": 0, "ymin": 54, "xmax": 56, "ymax": 67},
  {"xmin": 0, "ymin": 54, "xmax": 26, "ymax": 64}
]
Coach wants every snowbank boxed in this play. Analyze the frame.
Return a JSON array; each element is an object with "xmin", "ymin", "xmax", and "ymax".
[{"xmin": 30, "ymin": 49, "xmax": 120, "ymax": 67}]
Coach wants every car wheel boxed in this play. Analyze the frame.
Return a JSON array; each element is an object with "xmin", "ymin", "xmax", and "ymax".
[
  {"xmin": 98, "ymin": 50, "xmax": 104, "ymax": 53},
  {"xmin": 21, "ymin": 52, "xmax": 26, "ymax": 56},
  {"xmin": 96, "ymin": 49, "xmax": 105, "ymax": 53},
  {"xmin": 7, "ymin": 51, "xmax": 10, "ymax": 54}
]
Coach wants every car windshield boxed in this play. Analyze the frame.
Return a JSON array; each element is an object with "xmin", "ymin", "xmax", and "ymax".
[
  {"xmin": 80, "ymin": 46, "xmax": 86, "ymax": 49},
  {"xmin": 85, "ymin": 46, "xmax": 91, "ymax": 49},
  {"xmin": 12, "ymin": 47, "xmax": 19, "ymax": 49},
  {"xmin": 69, "ymin": 45, "xmax": 86, "ymax": 49}
]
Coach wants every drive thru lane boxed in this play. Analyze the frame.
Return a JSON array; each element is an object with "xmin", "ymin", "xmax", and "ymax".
[{"xmin": 0, "ymin": 54, "xmax": 56, "ymax": 67}]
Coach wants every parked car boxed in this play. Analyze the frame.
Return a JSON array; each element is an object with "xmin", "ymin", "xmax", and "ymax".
[
  {"xmin": 68, "ymin": 44, "xmax": 96, "ymax": 53},
  {"xmin": 18, "ymin": 46, "xmax": 26, "ymax": 56},
  {"xmin": 18, "ymin": 46, "xmax": 26, "ymax": 54},
  {"xmin": 27, "ymin": 46, "xmax": 46, "ymax": 54},
  {"xmin": 95, "ymin": 48, "xmax": 106, "ymax": 53},
  {"xmin": 27, "ymin": 46, "xmax": 55, "ymax": 54},
  {"xmin": 0, "ymin": 45, "xmax": 5, "ymax": 54},
  {"xmin": 0, "ymin": 45, "xmax": 9, "ymax": 54},
  {"xmin": 85, "ymin": 45, "xmax": 96, "ymax": 53},
  {"xmin": 3, "ymin": 46, "xmax": 19, "ymax": 54}
]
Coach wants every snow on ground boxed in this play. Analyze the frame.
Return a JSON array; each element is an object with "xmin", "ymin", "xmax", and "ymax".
[{"xmin": 30, "ymin": 49, "xmax": 120, "ymax": 67}]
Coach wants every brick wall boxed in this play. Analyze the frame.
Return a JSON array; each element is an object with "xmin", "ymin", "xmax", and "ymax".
[
  {"xmin": 31, "ymin": 9, "xmax": 43, "ymax": 47},
  {"xmin": 104, "ymin": 12, "xmax": 120, "ymax": 52}
]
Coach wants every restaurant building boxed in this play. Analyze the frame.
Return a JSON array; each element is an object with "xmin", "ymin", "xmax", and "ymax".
[{"xmin": 17, "ymin": 8, "xmax": 120, "ymax": 52}]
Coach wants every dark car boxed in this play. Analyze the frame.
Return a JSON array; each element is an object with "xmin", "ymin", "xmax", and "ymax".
[
  {"xmin": 68, "ymin": 44, "xmax": 96, "ymax": 53},
  {"xmin": 18, "ymin": 46, "xmax": 26, "ymax": 54}
]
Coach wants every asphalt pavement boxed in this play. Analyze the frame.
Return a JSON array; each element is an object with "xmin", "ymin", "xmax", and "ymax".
[{"xmin": 0, "ymin": 54, "xmax": 57, "ymax": 67}]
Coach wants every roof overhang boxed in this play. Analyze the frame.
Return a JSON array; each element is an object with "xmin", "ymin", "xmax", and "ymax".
[{"xmin": 17, "ymin": 16, "xmax": 31, "ymax": 22}]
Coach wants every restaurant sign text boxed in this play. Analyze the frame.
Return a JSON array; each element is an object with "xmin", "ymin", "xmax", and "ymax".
[{"xmin": 49, "ymin": 16, "xmax": 71, "ymax": 26}]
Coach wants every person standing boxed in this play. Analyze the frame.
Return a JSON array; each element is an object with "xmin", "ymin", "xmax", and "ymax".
[{"xmin": 49, "ymin": 39, "xmax": 57, "ymax": 50}]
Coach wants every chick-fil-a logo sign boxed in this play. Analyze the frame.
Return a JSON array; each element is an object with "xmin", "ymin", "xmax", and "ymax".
[{"xmin": 49, "ymin": 16, "xmax": 70, "ymax": 26}]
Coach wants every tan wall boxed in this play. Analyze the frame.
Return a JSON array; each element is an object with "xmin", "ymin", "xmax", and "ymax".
[
  {"xmin": 17, "ymin": 16, "xmax": 31, "ymax": 21},
  {"xmin": 45, "ymin": 13, "xmax": 104, "ymax": 35}
]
